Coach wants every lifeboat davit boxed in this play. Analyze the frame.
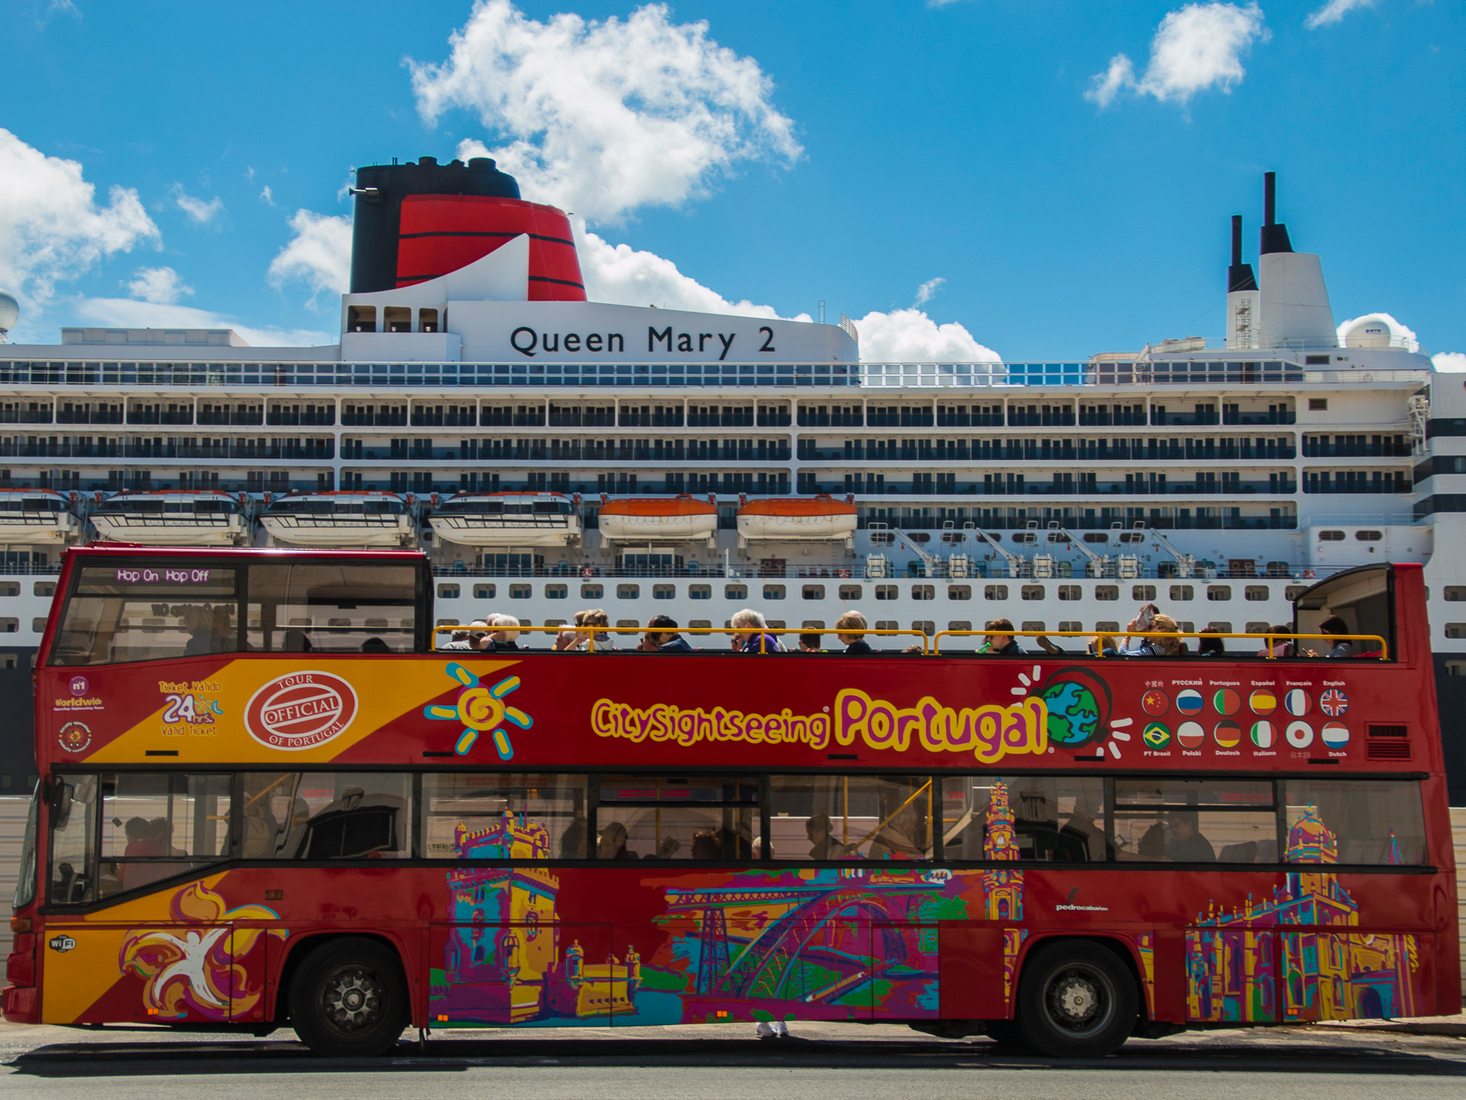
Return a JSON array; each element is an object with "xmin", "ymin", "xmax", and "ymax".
[
  {"xmin": 260, "ymin": 491, "xmax": 415, "ymax": 548},
  {"xmin": 736, "ymin": 495, "xmax": 857, "ymax": 545},
  {"xmin": 0, "ymin": 488, "xmax": 83, "ymax": 545},
  {"xmin": 428, "ymin": 492, "xmax": 580, "ymax": 548},
  {"xmin": 91, "ymin": 490, "xmax": 249, "ymax": 547},
  {"xmin": 598, "ymin": 495, "xmax": 717, "ymax": 546}
]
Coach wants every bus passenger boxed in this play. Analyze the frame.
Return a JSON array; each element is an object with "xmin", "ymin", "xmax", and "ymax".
[
  {"xmin": 731, "ymin": 608, "xmax": 782, "ymax": 653},
  {"xmin": 1123, "ymin": 613, "xmax": 1184, "ymax": 656},
  {"xmin": 439, "ymin": 620, "xmax": 489, "ymax": 651},
  {"xmin": 805, "ymin": 814, "xmax": 848, "ymax": 860},
  {"xmin": 869, "ymin": 802, "xmax": 923, "ymax": 860},
  {"xmin": 798, "ymin": 632, "xmax": 823, "ymax": 653},
  {"xmin": 581, "ymin": 609, "xmax": 615, "ymax": 651},
  {"xmin": 1319, "ymin": 616, "xmax": 1353, "ymax": 658},
  {"xmin": 834, "ymin": 610, "xmax": 873, "ymax": 654},
  {"xmin": 597, "ymin": 821, "xmax": 636, "ymax": 859},
  {"xmin": 552, "ymin": 610, "xmax": 590, "ymax": 651},
  {"xmin": 559, "ymin": 814, "xmax": 588, "ymax": 859},
  {"xmin": 1258, "ymin": 624, "xmax": 1293, "ymax": 658},
  {"xmin": 690, "ymin": 831, "xmax": 721, "ymax": 859},
  {"xmin": 485, "ymin": 613, "xmax": 521, "ymax": 651},
  {"xmin": 1197, "ymin": 634, "xmax": 1225, "ymax": 656},
  {"xmin": 1164, "ymin": 813, "xmax": 1215, "ymax": 862},
  {"xmin": 981, "ymin": 618, "xmax": 1025, "ymax": 656},
  {"xmin": 641, "ymin": 614, "xmax": 692, "ymax": 652}
]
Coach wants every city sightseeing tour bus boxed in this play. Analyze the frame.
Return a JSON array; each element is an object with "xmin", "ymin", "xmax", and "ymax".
[{"xmin": 3, "ymin": 545, "xmax": 1459, "ymax": 1057}]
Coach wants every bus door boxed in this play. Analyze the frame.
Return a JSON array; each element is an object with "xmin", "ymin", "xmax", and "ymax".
[{"xmin": 40, "ymin": 773, "xmax": 270, "ymax": 1025}]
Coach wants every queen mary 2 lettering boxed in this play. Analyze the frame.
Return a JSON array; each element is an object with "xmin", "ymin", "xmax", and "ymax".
[{"xmin": 508, "ymin": 324, "xmax": 748, "ymax": 361}]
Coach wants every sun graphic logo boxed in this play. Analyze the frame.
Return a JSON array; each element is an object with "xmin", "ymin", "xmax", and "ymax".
[{"xmin": 423, "ymin": 662, "xmax": 533, "ymax": 759}]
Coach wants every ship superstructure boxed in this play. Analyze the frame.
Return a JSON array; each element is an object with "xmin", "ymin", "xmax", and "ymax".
[{"xmin": 0, "ymin": 159, "xmax": 1462, "ymax": 795}]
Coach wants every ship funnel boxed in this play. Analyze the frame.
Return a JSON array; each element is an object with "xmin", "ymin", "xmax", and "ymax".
[
  {"xmin": 1228, "ymin": 215, "xmax": 1257, "ymax": 293},
  {"xmin": 1260, "ymin": 171, "xmax": 1293, "ymax": 255},
  {"xmin": 1225, "ymin": 215, "xmax": 1259, "ymax": 349}
]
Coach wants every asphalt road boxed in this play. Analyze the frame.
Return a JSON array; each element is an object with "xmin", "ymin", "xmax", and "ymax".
[{"xmin": 2, "ymin": 1020, "xmax": 1464, "ymax": 1099}]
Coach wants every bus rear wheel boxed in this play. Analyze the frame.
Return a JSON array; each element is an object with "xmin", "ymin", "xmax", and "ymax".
[
  {"xmin": 289, "ymin": 939, "xmax": 407, "ymax": 1057},
  {"xmin": 1016, "ymin": 941, "xmax": 1136, "ymax": 1058}
]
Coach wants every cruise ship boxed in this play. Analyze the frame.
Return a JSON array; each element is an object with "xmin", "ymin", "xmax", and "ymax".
[{"xmin": 1, "ymin": 157, "xmax": 1463, "ymax": 798}]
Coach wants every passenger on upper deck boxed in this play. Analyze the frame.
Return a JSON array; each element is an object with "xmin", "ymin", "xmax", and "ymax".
[
  {"xmin": 580, "ymin": 608, "xmax": 615, "ymax": 651},
  {"xmin": 552, "ymin": 610, "xmax": 590, "ymax": 651},
  {"xmin": 640, "ymin": 614, "xmax": 692, "ymax": 652},
  {"xmin": 731, "ymin": 608, "xmax": 782, "ymax": 653},
  {"xmin": 1124, "ymin": 613, "xmax": 1185, "ymax": 656},
  {"xmin": 485, "ymin": 613, "xmax": 521, "ymax": 651},
  {"xmin": 981, "ymin": 618, "xmax": 1025, "ymax": 656},
  {"xmin": 834, "ymin": 610, "xmax": 873, "ymax": 654},
  {"xmin": 798, "ymin": 632, "xmax": 823, "ymax": 653},
  {"xmin": 439, "ymin": 619, "xmax": 489, "ymax": 651},
  {"xmin": 1320, "ymin": 615, "xmax": 1354, "ymax": 658}
]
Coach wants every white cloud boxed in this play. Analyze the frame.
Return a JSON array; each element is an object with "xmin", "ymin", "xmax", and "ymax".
[
  {"xmin": 0, "ymin": 128, "xmax": 159, "ymax": 305},
  {"xmin": 1432, "ymin": 352, "xmax": 1466, "ymax": 373},
  {"xmin": 267, "ymin": 210, "xmax": 351, "ymax": 305},
  {"xmin": 126, "ymin": 266, "xmax": 192, "ymax": 305},
  {"xmin": 1336, "ymin": 311, "xmax": 1419, "ymax": 351},
  {"xmin": 851, "ymin": 308, "xmax": 1001, "ymax": 363},
  {"xmin": 260, "ymin": 184, "xmax": 275, "ymax": 206},
  {"xmin": 75, "ymin": 297, "xmax": 333, "ymax": 347},
  {"xmin": 1086, "ymin": 2, "xmax": 1267, "ymax": 108},
  {"xmin": 410, "ymin": 0, "xmax": 800, "ymax": 222},
  {"xmin": 914, "ymin": 277, "xmax": 946, "ymax": 308},
  {"xmin": 1305, "ymin": 0, "xmax": 1376, "ymax": 30},
  {"xmin": 174, "ymin": 186, "xmax": 224, "ymax": 225}
]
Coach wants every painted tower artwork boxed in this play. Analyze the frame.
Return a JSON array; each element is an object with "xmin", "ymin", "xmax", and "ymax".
[
  {"xmin": 983, "ymin": 782, "xmax": 1028, "ymax": 1003},
  {"xmin": 434, "ymin": 812, "xmax": 641, "ymax": 1024},
  {"xmin": 1186, "ymin": 806, "xmax": 1420, "ymax": 1023}
]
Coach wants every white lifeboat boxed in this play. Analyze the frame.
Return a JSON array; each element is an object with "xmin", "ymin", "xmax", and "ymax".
[
  {"xmin": 427, "ymin": 492, "xmax": 580, "ymax": 548},
  {"xmin": 90, "ymin": 490, "xmax": 249, "ymax": 547},
  {"xmin": 736, "ymin": 494, "xmax": 857, "ymax": 545},
  {"xmin": 598, "ymin": 495, "xmax": 717, "ymax": 546},
  {"xmin": 261, "ymin": 491, "xmax": 415, "ymax": 548},
  {"xmin": 0, "ymin": 488, "xmax": 83, "ymax": 545}
]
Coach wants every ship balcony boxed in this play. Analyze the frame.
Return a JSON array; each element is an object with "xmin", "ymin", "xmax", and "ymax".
[
  {"xmin": 339, "ymin": 442, "xmax": 793, "ymax": 462},
  {"xmin": 0, "ymin": 440, "xmax": 334, "ymax": 460},
  {"xmin": 795, "ymin": 478, "xmax": 1299, "ymax": 496},
  {"xmin": 795, "ymin": 442, "xmax": 1298, "ymax": 461}
]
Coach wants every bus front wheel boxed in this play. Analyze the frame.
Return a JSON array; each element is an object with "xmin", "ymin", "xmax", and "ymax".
[
  {"xmin": 289, "ymin": 938, "xmax": 408, "ymax": 1057},
  {"xmin": 1016, "ymin": 941, "xmax": 1137, "ymax": 1058}
]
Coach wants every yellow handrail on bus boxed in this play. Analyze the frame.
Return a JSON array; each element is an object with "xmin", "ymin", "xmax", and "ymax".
[
  {"xmin": 931, "ymin": 628, "xmax": 1388, "ymax": 660},
  {"xmin": 429, "ymin": 623, "xmax": 933, "ymax": 653}
]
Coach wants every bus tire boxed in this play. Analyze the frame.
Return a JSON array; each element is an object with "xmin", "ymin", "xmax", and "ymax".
[
  {"xmin": 1016, "ymin": 941, "xmax": 1136, "ymax": 1058},
  {"xmin": 288, "ymin": 938, "xmax": 408, "ymax": 1057}
]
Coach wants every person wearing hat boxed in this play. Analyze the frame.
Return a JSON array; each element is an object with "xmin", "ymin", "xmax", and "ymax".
[{"xmin": 439, "ymin": 619, "xmax": 490, "ymax": 650}]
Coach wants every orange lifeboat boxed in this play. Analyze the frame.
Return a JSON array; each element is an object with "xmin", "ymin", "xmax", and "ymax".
[
  {"xmin": 736, "ymin": 494, "xmax": 857, "ymax": 544},
  {"xmin": 598, "ymin": 495, "xmax": 718, "ymax": 545}
]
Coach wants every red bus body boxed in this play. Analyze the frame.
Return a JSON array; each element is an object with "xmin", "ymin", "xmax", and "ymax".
[{"xmin": 4, "ymin": 547, "xmax": 1458, "ymax": 1050}]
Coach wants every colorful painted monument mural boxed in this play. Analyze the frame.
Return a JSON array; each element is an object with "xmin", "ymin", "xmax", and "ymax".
[{"xmin": 1185, "ymin": 806, "xmax": 1420, "ymax": 1023}]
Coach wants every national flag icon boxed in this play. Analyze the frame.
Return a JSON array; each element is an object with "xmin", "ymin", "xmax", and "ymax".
[
  {"xmin": 1286, "ymin": 720, "xmax": 1314, "ymax": 749},
  {"xmin": 1284, "ymin": 689, "xmax": 1311, "ymax": 716},
  {"xmin": 1213, "ymin": 720, "xmax": 1242, "ymax": 748},
  {"xmin": 1320, "ymin": 688, "xmax": 1349, "ymax": 718},
  {"xmin": 1141, "ymin": 689, "xmax": 1169, "ymax": 716},
  {"xmin": 1249, "ymin": 689, "xmax": 1277, "ymax": 716},
  {"xmin": 1321, "ymin": 722, "xmax": 1350, "ymax": 748},
  {"xmin": 1177, "ymin": 721, "xmax": 1205, "ymax": 749},
  {"xmin": 1142, "ymin": 721, "xmax": 1172, "ymax": 750},
  {"xmin": 1176, "ymin": 689, "xmax": 1204, "ymax": 715},
  {"xmin": 1250, "ymin": 720, "xmax": 1276, "ymax": 749},
  {"xmin": 1212, "ymin": 688, "xmax": 1241, "ymax": 716}
]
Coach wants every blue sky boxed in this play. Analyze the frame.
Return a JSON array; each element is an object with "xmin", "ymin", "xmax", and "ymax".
[{"xmin": 1, "ymin": 0, "xmax": 1461, "ymax": 365}]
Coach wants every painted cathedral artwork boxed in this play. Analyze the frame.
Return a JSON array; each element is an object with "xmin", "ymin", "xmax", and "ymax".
[
  {"xmin": 1185, "ymin": 806, "xmax": 1420, "ymax": 1023},
  {"xmin": 430, "ymin": 785, "xmax": 1029, "ymax": 1026}
]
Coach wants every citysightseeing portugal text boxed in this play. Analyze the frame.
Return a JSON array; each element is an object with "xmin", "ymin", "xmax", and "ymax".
[{"xmin": 591, "ymin": 688, "xmax": 1048, "ymax": 763}]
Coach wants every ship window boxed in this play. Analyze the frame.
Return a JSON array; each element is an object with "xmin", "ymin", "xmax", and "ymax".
[
  {"xmin": 437, "ymin": 584, "xmax": 460, "ymax": 599},
  {"xmin": 546, "ymin": 584, "xmax": 568, "ymax": 600},
  {"xmin": 875, "ymin": 585, "xmax": 897, "ymax": 601},
  {"xmin": 32, "ymin": 618, "xmax": 47, "ymax": 633},
  {"xmin": 1083, "ymin": 533, "xmax": 1109, "ymax": 544},
  {"xmin": 838, "ymin": 584, "xmax": 863, "ymax": 601},
  {"xmin": 1095, "ymin": 620, "xmax": 1119, "ymax": 633},
  {"xmin": 1445, "ymin": 624, "xmax": 1466, "ymax": 640},
  {"xmin": 1020, "ymin": 621, "xmax": 1045, "ymax": 633},
  {"xmin": 1170, "ymin": 585, "xmax": 1194, "ymax": 601},
  {"xmin": 1244, "ymin": 586, "xmax": 1268, "ymax": 601},
  {"xmin": 1446, "ymin": 587, "xmax": 1466, "ymax": 602},
  {"xmin": 418, "ymin": 308, "xmax": 439, "ymax": 334},
  {"xmin": 948, "ymin": 620, "xmax": 972, "ymax": 632},
  {"xmin": 689, "ymin": 585, "xmax": 712, "ymax": 601},
  {"xmin": 1355, "ymin": 530, "xmax": 1383, "ymax": 541},
  {"xmin": 947, "ymin": 585, "xmax": 971, "ymax": 600},
  {"xmin": 473, "ymin": 584, "xmax": 496, "ymax": 599},
  {"xmin": 508, "ymin": 584, "xmax": 532, "ymax": 600},
  {"xmin": 1021, "ymin": 585, "xmax": 1044, "ymax": 601},
  {"xmin": 985, "ymin": 585, "xmax": 1008, "ymax": 600},
  {"xmin": 0, "ymin": 581, "xmax": 17, "ymax": 597},
  {"xmin": 1446, "ymin": 660, "xmax": 1466, "ymax": 678},
  {"xmin": 1284, "ymin": 585, "xmax": 1308, "ymax": 601},
  {"xmin": 1058, "ymin": 585, "xmax": 1081, "ymax": 601},
  {"xmin": 1207, "ymin": 585, "xmax": 1231, "ymax": 601},
  {"xmin": 689, "ymin": 620, "xmax": 712, "ymax": 631},
  {"xmin": 653, "ymin": 585, "xmax": 675, "ymax": 601},
  {"xmin": 912, "ymin": 620, "xmax": 935, "ymax": 637},
  {"xmin": 875, "ymin": 620, "xmax": 898, "ymax": 632},
  {"xmin": 763, "ymin": 585, "xmax": 785, "ymax": 601},
  {"xmin": 383, "ymin": 306, "xmax": 411, "ymax": 333},
  {"xmin": 34, "ymin": 581, "xmax": 56, "ymax": 598},
  {"xmin": 1059, "ymin": 620, "xmax": 1084, "ymax": 633},
  {"xmin": 801, "ymin": 585, "xmax": 825, "ymax": 600},
  {"xmin": 580, "ymin": 584, "xmax": 603, "ymax": 600},
  {"xmin": 1309, "ymin": 398, "xmax": 1328, "ymax": 410},
  {"xmin": 346, "ymin": 305, "xmax": 377, "ymax": 333},
  {"xmin": 1132, "ymin": 585, "xmax": 1156, "ymax": 601},
  {"xmin": 616, "ymin": 585, "xmax": 640, "ymax": 600},
  {"xmin": 912, "ymin": 585, "xmax": 934, "ymax": 601},
  {"xmin": 1245, "ymin": 621, "xmax": 1270, "ymax": 634},
  {"xmin": 724, "ymin": 584, "xmax": 747, "ymax": 600},
  {"xmin": 1095, "ymin": 585, "xmax": 1119, "ymax": 601},
  {"xmin": 1319, "ymin": 530, "xmax": 1345, "ymax": 541}
]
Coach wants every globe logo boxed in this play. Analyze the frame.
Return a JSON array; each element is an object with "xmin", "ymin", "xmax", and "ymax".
[{"xmin": 1037, "ymin": 669, "xmax": 1109, "ymax": 747}]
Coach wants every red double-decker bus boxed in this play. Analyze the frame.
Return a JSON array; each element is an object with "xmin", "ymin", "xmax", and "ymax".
[{"xmin": 3, "ymin": 546, "xmax": 1458, "ymax": 1056}]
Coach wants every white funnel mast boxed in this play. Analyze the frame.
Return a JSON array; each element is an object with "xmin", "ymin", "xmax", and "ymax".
[{"xmin": 1256, "ymin": 172, "xmax": 1336, "ymax": 351}]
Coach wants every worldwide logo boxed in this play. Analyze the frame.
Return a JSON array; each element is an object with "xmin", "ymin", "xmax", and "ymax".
[
  {"xmin": 1142, "ymin": 721, "xmax": 1172, "ymax": 750},
  {"xmin": 1320, "ymin": 688, "xmax": 1349, "ymax": 718},
  {"xmin": 1176, "ymin": 689, "xmax": 1204, "ymax": 715},
  {"xmin": 68, "ymin": 675, "xmax": 90, "ymax": 697}
]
